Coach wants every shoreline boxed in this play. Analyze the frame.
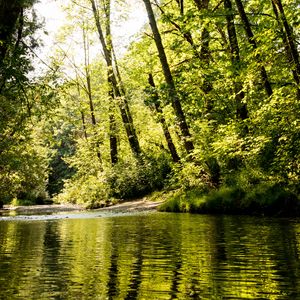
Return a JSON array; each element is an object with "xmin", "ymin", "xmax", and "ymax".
[{"xmin": 0, "ymin": 199, "xmax": 164, "ymax": 215}]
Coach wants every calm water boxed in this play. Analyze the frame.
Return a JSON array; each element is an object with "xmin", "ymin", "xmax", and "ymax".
[{"xmin": 0, "ymin": 211, "xmax": 300, "ymax": 299}]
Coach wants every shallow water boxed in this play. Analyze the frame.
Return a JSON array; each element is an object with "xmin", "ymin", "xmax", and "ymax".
[{"xmin": 0, "ymin": 212, "xmax": 300, "ymax": 299}]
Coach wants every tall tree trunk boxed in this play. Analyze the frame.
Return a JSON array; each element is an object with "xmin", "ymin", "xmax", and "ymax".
[
  {"xmin": 90, "ymin": 0, "xmax": 141, "ymax": 156},
  {"xmin": 82, "ymin": 25, "xmax": 102, "ymax": 165},
  {"xmin": 224, "ymin": 0, "xmax": 248, "ymax": 122},
  {"xmin": 109, "ymin": 110, "xmax": 118, "ymax": 165},
  {"xmin": 142, "ymin": 0, "xmax": 194, "ymax": 155},
  {"xmin": 157, "ymin": 0, "xmax": 213, "ymax": 114},
  {"xmin": 271, "ymin": 0, "xmax": 300, "ymax": 98},
  {"xmin": 234, "ymin": 0, "xmax": 272, "ymax": 97},
  {"xmin": 75, "ymin": 79, "xmax": 88, "ymax": 140},
  {"xmin": 107, "ymin": 75, "xmax": 118, "ymax": 165},
  {"xmin": 104, "ymin": 0, "xmax": 135, "ymax": 128},
  {"xmin": 148, "ymin": 74, "xmax": 180, "ymax": 163}
]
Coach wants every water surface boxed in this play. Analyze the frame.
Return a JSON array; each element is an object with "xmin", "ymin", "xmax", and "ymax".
[{"xmin": 0, "ymin": 212, "xmax": 299, "ymax": 299}]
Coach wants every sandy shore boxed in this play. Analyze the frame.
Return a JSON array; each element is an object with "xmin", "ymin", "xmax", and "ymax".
[
  {"xmin": 96, "ymin": 198, "xmax": 164, "ymax": 213},
  {"xmin": 1, "ymin": 199, "xmax": 163, "ymax": 215},
  {"xmin": 1, "ymin": 204, "xmax": 84, "ymax": 214}
]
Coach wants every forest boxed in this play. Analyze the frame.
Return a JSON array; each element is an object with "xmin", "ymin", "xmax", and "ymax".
[{"xmin": 0, "ymin": 0, "xmax": 299, "ymax": 215}]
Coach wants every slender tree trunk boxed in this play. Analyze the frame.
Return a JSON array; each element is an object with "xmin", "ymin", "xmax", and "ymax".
[
  {"xmin": 234, "ymin": 0, "xmax": 272, "ymax": 97},
  {"xmin": 109, "ymin": 111, "xmax": 118, "ymax": 165},
  {"xmin": 80, "ymin": 111, "xmax": 88, "ymax": 140},
  {"xmin": 82, "ymin": 25, "xmax": 102, "ymax": 165},
  {"xmin": 148, "ymin": 74, "xmax": 180, "ymax": 163},
  {"xmin": 107, "ymin": 74, "xmax": 118, "ymax": 164},
  {"xmin": 224, "ymin": 0, "xmax": 248, "ymax": 122},
  {"xmin": 90, "ymin": 0, "xmax": 141, "ymax": 156},
  {"xmin": 75, "ymin": 79, "xmax": 88, "ymax": 140},
  {"xmin": 272, "ymin": 0, "xmax": 300, "ymax": 77},
  {"xmin": 142, "ymin": 0, "xmax": 194, "ymax": 155},
  {"xmin": 175, "ymin": 0, "xmax": 184, "ymax": 14},
  {"xmin": 104, "ymin": 0, "xmax": 135, "ymax": 127},
  {"xmin": 271, "ymin": 0, "xmax": 300, "ymax": 97},
  {"xmin": 194, "ymin": 0, "xmax": 214, "ymax": 114}
]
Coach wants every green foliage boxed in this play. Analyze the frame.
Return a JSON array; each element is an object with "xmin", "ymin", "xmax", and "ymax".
[
  {"xmin": 55, "ymin": 152, "xmax": 172, "ymax": 207},
  {"xmin": 158, "ymin": 188, "xmax": 206, "ymax": 212},
  {"xmin": 107, "ymin": 153, "xmax": 171, "ymax": 199},
  {"xmin": 2, "ymin": 0, "xmax": 300, "ymax": 215},
  {"xmin": 0, "ymin": 130, "xmax": 50, "ymax": 205},
  {"xmin": 47, "ymin": 124, "xmax": 76, "ymax": 196},
  {"xmin": 54, "ymin": 173, "xmax": 109, "ymax": 208}
]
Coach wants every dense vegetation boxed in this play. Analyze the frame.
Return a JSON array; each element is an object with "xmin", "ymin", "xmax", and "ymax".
[{"xmin": 0, "ymin": 0, "xmax": 299, "ymax": 215}]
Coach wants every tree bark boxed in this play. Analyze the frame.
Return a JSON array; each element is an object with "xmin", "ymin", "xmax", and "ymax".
[
  {"xmin": 234, "ymin": 0, "xmax": 272, "ymax": 97},
  {"xmin": 142, "ymin": 0, "xmax": 194, "ymax": 155},
  {"xmin": 148, "ymin": 74, "xmax": 180, "ymax": 163}
]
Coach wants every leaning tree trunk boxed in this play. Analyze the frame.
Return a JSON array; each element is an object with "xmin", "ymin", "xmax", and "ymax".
[
  {"xmin": 271, "ymin": 0, "xmax": 300, "ymax": 98},
  {"xmin": 142, "ymin": 0, "xmax": 194, "ymax": 155},
  {"xmin": 148, "ymin": 74, "xmax": 180, "ymax": 163},
  {"xmin": 234, "ymin": 0, "xmax": 273, "ymax": 97},
  {"xmin": 224, "ymin": 0, "xmax": 248, "ymax": 123},
  {"xmin": 90, "ymin": 0, "xmax": 141, "ymax": 156}
]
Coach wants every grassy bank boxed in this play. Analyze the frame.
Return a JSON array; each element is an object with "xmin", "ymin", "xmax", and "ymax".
[{"xmin": 156, "ymin": 184, "xmax": 300, "ymax": 217}]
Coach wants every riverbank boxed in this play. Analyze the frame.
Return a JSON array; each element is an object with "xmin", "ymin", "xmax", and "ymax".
[
  {"xmin": 0, "ymin": 198, "xmax": 163, "ymax": 215},
  {"xmin": 156, "ymin": 185, "xmax": 300, "ymax": 217},
  {"xmin": 1, "ymin": 204, "xmax": 85, "ymax": 215},
  {"xmin": 2, "ymin": 184, "xmax": 299, "ymax": 217}
]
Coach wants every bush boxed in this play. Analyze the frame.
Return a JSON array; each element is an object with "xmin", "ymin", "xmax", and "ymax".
[
  {"xmin": 107, "ymin": 153, "xmax": 171, "ymax": 199},
  {"xmin": 54, "ymin": 173, "xmax": 109, "ymax": 208}
]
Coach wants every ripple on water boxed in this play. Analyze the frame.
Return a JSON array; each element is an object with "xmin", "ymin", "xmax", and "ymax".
[{"xmin": 0, "ymin": 214, "xmax": 300, "ymax": 299}]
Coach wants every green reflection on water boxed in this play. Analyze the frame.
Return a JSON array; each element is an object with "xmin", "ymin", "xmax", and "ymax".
[{"xmin": 0, "ymin": 213, "xmax": 300, "ymax": 299}]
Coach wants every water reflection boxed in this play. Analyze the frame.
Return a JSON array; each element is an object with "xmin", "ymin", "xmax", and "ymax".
[{"xmin": 0, "ymin": 214, "xmax": 300, "ymax": 299}]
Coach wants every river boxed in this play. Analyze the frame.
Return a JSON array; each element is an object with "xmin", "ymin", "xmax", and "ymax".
[{"xmin": 0, "ymin": 210, "xmax": 299, "ymax": 299}]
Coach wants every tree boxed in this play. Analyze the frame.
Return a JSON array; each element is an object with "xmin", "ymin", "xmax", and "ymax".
[
  {"xmin": 142, "ymin": 0, "xmax": 194, "ymax": 155},
  {"xmin": 89, "ymin": 0, "xmax": 141, "ymax": 156},
  {"xmin": 234, "ymin": 0, "xmax": 273, "ymax": 97},
  {"xmin": 146, "ymin": 73, "xmax": 180, "ymax": 163},
  {"xmin": 271, "ymin": 0, "xmax": 300, "ymax": 98},
  {"xmin": 0, "ymin": 0, "xmax": 52, "ymax": 206}
]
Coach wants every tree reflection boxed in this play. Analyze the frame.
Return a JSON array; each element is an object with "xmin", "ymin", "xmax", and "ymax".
[{"xmin": 0, "ymin": 214, "xmax": 300, "ymax": 299}]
